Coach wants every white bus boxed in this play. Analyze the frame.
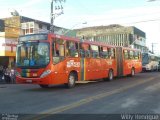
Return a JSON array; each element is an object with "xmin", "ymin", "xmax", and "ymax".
[{"xmin": 142, "ymin": 52, "xmax": 160, "ymax": 71}]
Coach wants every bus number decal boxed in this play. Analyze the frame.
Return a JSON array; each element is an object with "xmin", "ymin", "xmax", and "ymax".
[{"xmin": 67, "ymin": 60, "xmax": 80, "ymax": 68}]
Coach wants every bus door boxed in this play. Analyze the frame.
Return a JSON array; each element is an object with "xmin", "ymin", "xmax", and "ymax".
[
  {"xmin": 65, "ymin": 41, "xmax": 80, "ymax": 80},
  {"xmin": 52, "ymin": 39, "xmax": 67, "ymax": 84},
  {"xmin": 108, "ymin": 47, "xmax": 117, "ymax": 76}
]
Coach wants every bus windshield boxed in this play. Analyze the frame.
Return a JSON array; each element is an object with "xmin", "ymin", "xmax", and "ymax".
[{"xmin": 16, "ymin": 42, "xmax": 50, "ymax": 68}]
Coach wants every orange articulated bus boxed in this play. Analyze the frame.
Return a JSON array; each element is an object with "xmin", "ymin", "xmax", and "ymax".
[{"xmin": 16, "ymin": 33, "xmax": 142, "ymax": 88}]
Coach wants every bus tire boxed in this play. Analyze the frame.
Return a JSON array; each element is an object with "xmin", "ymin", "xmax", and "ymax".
[
  {"xmin": 39, "ymin": 84, "xmax": 49, "ymax": 88},
  {"xmin": 130, "ymin": 68, "xmax": 135, "ymax": 77},
  {"xmin": 66, "ymin": 72, "xmax": 76, "ymax": 88},
  {"xmin": 108, "ymin": 70, "xmax": 114, "ymax": 81}
]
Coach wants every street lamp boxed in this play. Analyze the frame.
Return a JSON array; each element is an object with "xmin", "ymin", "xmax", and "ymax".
[{"xmin": 62, "ymin": 22, "xmax": 87, "ymax": 35}]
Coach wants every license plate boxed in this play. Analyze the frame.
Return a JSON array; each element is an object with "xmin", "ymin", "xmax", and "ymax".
[{"xmin": 26, "ymin": 80, "xmax": 32, "ymax": 83}]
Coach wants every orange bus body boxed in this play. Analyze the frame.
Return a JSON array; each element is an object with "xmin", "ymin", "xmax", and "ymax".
[
  {"xmin": 16, "ymin": 33, "xmax": 142, "ymax": 87},
  {"xmin": 116, "ymin": 47, "xmax": 142, "ymax": 77}
]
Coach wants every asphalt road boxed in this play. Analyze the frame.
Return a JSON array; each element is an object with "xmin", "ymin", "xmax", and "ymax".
[{"xmin": 0, "ymin": 72, "xmax": 160, "ymax": 120}]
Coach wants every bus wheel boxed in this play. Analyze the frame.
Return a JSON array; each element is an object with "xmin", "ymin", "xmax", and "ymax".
[
  {"xmin": 39, "ymin": 84, "xmax": 49, "ymax": 88},
  {"xmin": 131, "ymin": 68, "xmax": 135, "ymax": 77},
  {"xmin": 66, "ymin": 73, "xmax": 76, "ymax": 88},
  {"xmin": 108, "ymin": 70, "xmax": 114, "ymax": 81}
]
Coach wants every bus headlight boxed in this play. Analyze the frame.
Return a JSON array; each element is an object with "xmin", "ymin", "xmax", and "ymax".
[
  {"xmin": 40, "ymin": 70, "xmax": 51, "ymax": 78},
  {"xmin": 16, "ymin": 71, "xmax": 21, "ymax": 77}
]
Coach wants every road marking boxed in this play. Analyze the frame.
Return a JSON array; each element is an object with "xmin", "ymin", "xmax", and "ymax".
[{"xmin": 25, "ymin": 75, "xmax": 160, "ymax": 120}]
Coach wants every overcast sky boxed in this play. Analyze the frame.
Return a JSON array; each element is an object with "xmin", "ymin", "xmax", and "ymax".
[{"xmin": 0, "ymin": 0, "xmax": 160, "ymax": 54}]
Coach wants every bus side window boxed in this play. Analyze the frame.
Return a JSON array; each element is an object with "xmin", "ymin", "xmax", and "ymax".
[
  {"xmin": 59, "ymin": 45, "xmax": 65, "ymax": 56},
  {"xmin": 66, "ymin": 41, "xmax": 78, "ymax": 57},
  {"xmin": 101, "ymin": 47, "xmax": 108, "ymax": 58},
  {"xmin": 80, "ymin": 43, "xmax": 90, "ymax": 58},
  {"xmin": 129, "ymin": 50, "xmax": 134, "ymax": 59},
  {"xmin": 111, "ymin": 48, "xmax": 115, "ymax": 59},
  {"xmin": 55, "ymin": 43, "xmax": 64, "ymax": 56},
  {"xmin": 139, "ymin": 52, "xmax": 141, "ymax": 59},
  {"xmin": 52, "ymin": 39, "xmax": 65, "ymax": 64},
  {"xmin": 52, "ymin": 41, "xmax": 56, "ymax": 56},
  {"xmin": 74, "ymin": 42, "xmax": 79, "ymax": 57},
  {"xmin": 124, "ymin": 50, "xmax": 129, "ymax": 59},
  {"xmin": 85, "ymin": 50, "xmax": 90, "ymax": 58},
  {"xmin": 52, "ymin": 41, "xmax": 60, "ymax": 56},
  {"xmin": 91, "ymin": 45, "xmax": 99, "ymax": 58},
  {"xmin": 55, "ymin": 43, "xmax": 60, "ymax": 56},
  {"xmin": 99, "ymin": 47, "xmax": 103, "ymax": 58},
  {"xmin": 108, "ymin": 48, "xmax": 115, "ymax": 59},
  {"xmin": 108, "ymin": 48, "xmax": 111, "ymax": 58},
  {"xmin": 134, "ymin": 51, "xmax": 139, "ymax": 59},
  {"xmin": 80, "ymin": 49, "xmax": 85, "ymax": 58},
  {"xmin": 80, "ymin": 43, "xmax": 85, "ymax": 58}
]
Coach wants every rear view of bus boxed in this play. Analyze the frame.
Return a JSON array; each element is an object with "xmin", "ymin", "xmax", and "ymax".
[{"xmin": 142, "ymin": 52, "xmax": 159, "ymax": 71}]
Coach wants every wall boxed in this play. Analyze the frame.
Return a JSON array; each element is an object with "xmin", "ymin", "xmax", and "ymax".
[
  {"xmin": 0, "ymin": 32, "xmax": 17, "ymax": 56},
  {"xmin": 0, "ymin": 20, "xmax": 5, "ymax": 32},
  {"xmin": 0, "ymin": 33, "xmax": 5, "ymax": 56},
  {"xmin": 4, "ymin": 16, "xmax": 20, "ymax": 38}
]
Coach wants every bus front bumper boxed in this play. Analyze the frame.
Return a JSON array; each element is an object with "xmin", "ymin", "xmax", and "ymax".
[{"xmin": 16, "ymin": 76, "xmax": 52, "ymax": 85}]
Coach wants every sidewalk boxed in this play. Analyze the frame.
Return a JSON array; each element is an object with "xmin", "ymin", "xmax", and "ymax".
[
  {"xmin": 0, "ymin": 76, "xmax": 15, "ymax": 84},
  {"xmin": 0, "ymin": 79, "xmax": 6, "ymax": 84}
]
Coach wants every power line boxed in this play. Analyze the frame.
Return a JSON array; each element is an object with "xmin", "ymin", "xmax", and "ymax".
[
  {"xmin": 86, "ymin": 16, "xmax": 160, "ymax": 27},
  {"xmin": 147, "ymin": 0, "xmax": 160, "ymax": 2},
  {"xmin": 122, "ymin": 17, "xmax": 160, "ymax": 25}
]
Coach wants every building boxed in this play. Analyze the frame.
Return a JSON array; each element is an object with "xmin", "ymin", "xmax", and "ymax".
[
  {"xmin": 76, "ymin": 24, "xmax": 148, "ymax": 53},
  {"xmin": 0, "ymin": 20, "xmax": 4, "ymax": 32},
  {"xmin": 0, "ymin": 17, "xmax": 19, "ymax": 67},
  {"xmin": 20, "ymin": 16, "xmax": 76, "ymax": 37},
  {"xmin": 0, "ymin": 16, "xmax": 75, "ymax": 68}
]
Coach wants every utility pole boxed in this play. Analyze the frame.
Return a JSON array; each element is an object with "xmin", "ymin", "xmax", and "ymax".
[
  {"xmin": 50, "ymin": 0, "xmax": 54, "ymax": 33},
  {"xmin": 50, "ymin": 0, "xmax": 66, "ymax": 33},
  {"xmin": 151, "ymin": 43, "xmax": 157, "ymax": 54}
]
